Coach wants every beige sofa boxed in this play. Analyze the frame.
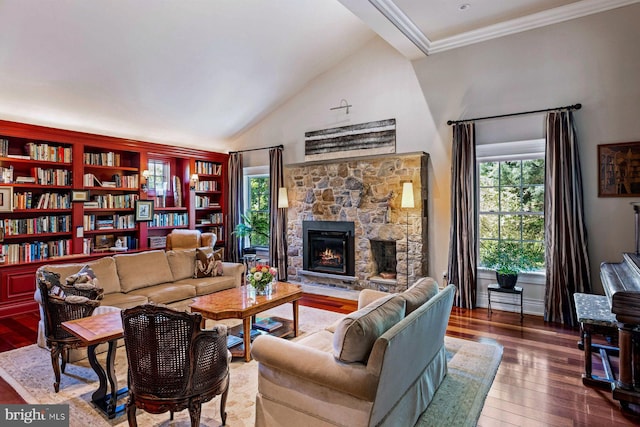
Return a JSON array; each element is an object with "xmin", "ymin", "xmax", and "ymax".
[
  {"xmin": 251, "ymin": 280, "xmax": 456, "ymax": 427},
  {"xmin": 34, "ymin": 248, "xmax": 245, "ymax": 349}
]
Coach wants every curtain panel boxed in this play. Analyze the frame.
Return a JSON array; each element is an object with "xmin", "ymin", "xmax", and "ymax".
[
  {"xmin": 544, "ymin": 110, "xmax": 591, "ymax": 326},
  {"xmin": 226, "ymin": 152, "xmax": 243, "ymax": 263},
  {"xmin": 448, "ymin": 122, "xmax": 478, "ymax": 308},
  {"xmin": 269, "ymin": 147, "xmax": 288, "ymax": 281}
]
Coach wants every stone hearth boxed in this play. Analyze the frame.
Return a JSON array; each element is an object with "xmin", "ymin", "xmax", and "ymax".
[{"xmin": 284, "ymin": 152, "xmax": 428, "ymax": 292}]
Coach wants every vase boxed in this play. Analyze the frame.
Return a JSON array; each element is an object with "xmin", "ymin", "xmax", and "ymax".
[
  {"xmin": 252, "ymin": 282, "xmax": 271, "ymax": 296},
  {"xmin": 496, "ymin": 273, "xmax": 518, "ymax": 289}
]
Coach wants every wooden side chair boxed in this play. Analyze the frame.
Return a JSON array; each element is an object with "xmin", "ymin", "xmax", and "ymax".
[
  {"xmin": 36, "ymin": 267, "xmax": 104, "ymax": 392},
  {"xmin": 121, "ymin": 304, "xmax": 230, "ymax": 427}
]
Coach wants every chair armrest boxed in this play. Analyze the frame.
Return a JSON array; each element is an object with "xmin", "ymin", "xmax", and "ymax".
[
  {"xmin": 221, "ymin": 262, "xmax": 245, "ymax": 287},
  {"xmin": 251, "ymin": 335, "xmax": 378, "ymax": 401},
  {"xmin": 358, "ymin": 289, "xmax": 390, "ymax": 309}
]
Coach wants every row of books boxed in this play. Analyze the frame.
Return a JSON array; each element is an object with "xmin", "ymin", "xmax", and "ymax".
[
  {"xmin": 33, "ymin": 168, "xmax": 71, "ymax": 186},
  {"xmin": 13, "ymin": 192, "xmax": 71, "ymax": 210},
  {"xmin": 86, "ymin": 193, "xmax": 139, "ymax": 209},
  {"xmin": 194, "ymin": 161, "xmax": 222, "ymax": 176},
  {"xmin": 195, "ymin": 195, "xmax": 221, "ymax": 209},
  {"xmin": 150, "ymin": 212, "xmax": 188, "ymax": 228},
  {"xmin": 26, "ymin": 142, "xmax": 72, "ymax": 163},
  {"xmin": 195, "ymin": 180, "xmax": 220, "ymax": 192},
  {"xmin": 0, "ymin": 139, "xmax": 8, "ymax": 157},
  {"xmin": 83, "ymin": 151, "xmax": 122, "ymax": 167},
  {"xmin": 83, "ymin": 173, "xmax": 139, "ymax": 189},
  {"xmin": 207, "ymin": 226, "xmax": 224, "ymax": 240},
  {"xmin": 83, "ymin": 214, "xmax": 136, "ymax": 231},
  {"xmin": 198, "ymin": 212, "xmax": 224, "ymax": 224},
  {"xmin": 0, "ymin": 239, "xmax": 72, "ymax": 263},
  {"xmin": 1, "ymin": 215, "xmax": 71, "ymax": 236}
]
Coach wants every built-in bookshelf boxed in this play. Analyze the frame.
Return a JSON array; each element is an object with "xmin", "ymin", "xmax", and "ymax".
[
  {"xmin": 0, "ymin": 119, "xmax": 228, "ymax": 319},
  {"xmin": 193, "ymin": 160, "xmax": 225, "ymax": 244}
]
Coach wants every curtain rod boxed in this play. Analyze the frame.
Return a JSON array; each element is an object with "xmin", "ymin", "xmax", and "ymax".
[
  {"xmin": 229, "ymin": 144, "xmax": 283, "ymax": 154},
  {"xmin": 446, "ymin": 103, "xmax": 581, "ymax": 126}
]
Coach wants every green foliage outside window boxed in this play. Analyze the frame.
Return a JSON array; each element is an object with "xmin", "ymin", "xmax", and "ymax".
[
  {"xmin": 234, "ymin": 176, "xmax": 270, "ymax": 248},
  {"xmin": 479, "ymin": 159, "xmax": 545, "ymax": 272}
]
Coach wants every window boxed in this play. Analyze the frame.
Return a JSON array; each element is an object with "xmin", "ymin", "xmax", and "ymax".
[
  {"xmin": 478, "ymin": 141, "xmax": 545, "ymax": 271},
  {"xmin": 147, "ymin": 159, "xmax": 171, "ymax": 194},
  {"xmin": 243, "ymin": 173, "xmax": 270, "ymax": 248}
]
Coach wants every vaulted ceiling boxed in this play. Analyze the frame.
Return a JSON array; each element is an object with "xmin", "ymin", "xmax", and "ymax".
[{"xmin": 0, "ymin": 0, "xmax": 635, "ymax": 151}]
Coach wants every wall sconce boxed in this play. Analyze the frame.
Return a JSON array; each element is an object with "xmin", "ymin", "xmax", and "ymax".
[
  {"xmin": 190, "ymin": 174, "xmax": 199, "ymax": 191},
  {"xmin": 401, "ymin": 181, "xmax": 415, "ymax": 285},
  {"xmin": 141, "ymin": 170, "xmax": 150, "ymax": 192},
  {"xmin": 278, "ymin": 187, "xmax": 289, "ymax": 209},
  {"xmin": 329, "ymin": 98, "xmax": 352, "ymax": 114}
]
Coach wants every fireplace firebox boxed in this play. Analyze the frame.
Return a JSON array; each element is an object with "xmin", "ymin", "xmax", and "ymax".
[{"xmin": 303, "ymin": 221, "xmax": 355, "ymax": 276}]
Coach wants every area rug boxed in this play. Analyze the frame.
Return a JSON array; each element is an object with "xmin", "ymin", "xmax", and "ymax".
[{"xmin": 0, "ymin": 305, "xmax": 502, "ymax": 426}]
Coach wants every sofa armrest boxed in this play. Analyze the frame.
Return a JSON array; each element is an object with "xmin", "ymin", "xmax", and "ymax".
[
  {"xmin": 221, "ymin": 262, "xmax": 245, "ymax": 288},
  {"xmin": 358, "ymin": 289, "xmax": 389, "ymax": 309},
  {"xmin": 251, "ymin": 335, "xmax": 378, "ymax": 401}
]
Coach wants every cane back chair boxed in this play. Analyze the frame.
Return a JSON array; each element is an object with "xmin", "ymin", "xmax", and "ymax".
[
  {"xmin": 121, "ymin": 304, "xmax": 230, "ymax": 427},
  {"xmin": 36, "ymin": 267, "xmax": 104, "ymax": 392}
]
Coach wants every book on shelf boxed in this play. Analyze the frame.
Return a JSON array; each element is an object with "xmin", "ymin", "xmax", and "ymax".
[
  {"xmin": 252, "ymin": 318, "xmax": 283, "ymax": 332},
  {"xmin": 227, "ymin": 335, "xmax": 243, "ymax": 349},
  {"xmin": 237, "ymin": 329, "xmax": 261, "ymax": 340},
  {"xmin": 7, "ymin": 154, "xmax": 31, "ymax": 160},
  {"xmin": 15, "ymin": 176, "xmax": 36, "ymax": 183},
  {"xmin": 83, "ymin": 201, "xmax": 99, "ymax": 208}
]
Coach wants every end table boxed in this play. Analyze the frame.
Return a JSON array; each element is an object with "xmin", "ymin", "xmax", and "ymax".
[{"xmin": 487, "ymin": 283, "xmax": 523, "ymax": 322}]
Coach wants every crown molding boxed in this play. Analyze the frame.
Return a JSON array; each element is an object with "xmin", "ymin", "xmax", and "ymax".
[{"xmin": 369, "ymin": 0, "xmax": 639, "ymax": 57}]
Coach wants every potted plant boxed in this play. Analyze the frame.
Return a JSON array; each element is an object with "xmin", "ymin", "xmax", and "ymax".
[
  {"xmin": 233, "ymin": 212, "xmax": 270, "ymax": 254},
  {"xmin": 481, "ymin": 242, "xmax": 540, "ymax": 289}
]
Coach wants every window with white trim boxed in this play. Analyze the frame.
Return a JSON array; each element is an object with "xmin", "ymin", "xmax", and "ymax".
[
  {"xmin": 477, "ymin": 140, "xmax": 545, "ymax": 271},
  {"xmin": 242, "ymin": 170, "xmax": 270, "ymax": 248}
]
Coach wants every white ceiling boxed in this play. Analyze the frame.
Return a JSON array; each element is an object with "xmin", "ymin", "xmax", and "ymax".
[{"xmin": 0, "ymin": 0, "xmax": 636, "ymax": 152}]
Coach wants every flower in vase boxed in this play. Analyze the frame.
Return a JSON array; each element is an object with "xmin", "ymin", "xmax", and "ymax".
[{"xmin": 247, "ymin": 264, "xmax": 278, "ymax": 292}]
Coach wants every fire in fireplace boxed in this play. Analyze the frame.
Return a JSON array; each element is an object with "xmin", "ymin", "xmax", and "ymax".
[{"xmin": 303, "ymin": 221, "xmax": 355, "ymax": 276}]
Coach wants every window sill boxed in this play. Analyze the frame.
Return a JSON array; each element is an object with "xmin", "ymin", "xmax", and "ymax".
[{"xmin": 477, "ymin": 267, "xmax": 545, "ymax": 286}]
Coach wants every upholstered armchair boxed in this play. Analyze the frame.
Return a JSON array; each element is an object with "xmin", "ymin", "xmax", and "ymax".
[
  {"xmin": 121, "ymin": 304, "xmax": 230, "ymax": 427},
  {"xmin": 36, "ymin": 267, "xmax": 104, "ymax": 392},
  {"xmin": 165, "ymin": 229, "xmax": 217, "ymax": 250}
]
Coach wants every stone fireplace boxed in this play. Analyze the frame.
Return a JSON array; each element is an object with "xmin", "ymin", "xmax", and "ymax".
[
  {"xmin": 284, "ymin": 152, "xmax": 428, "ymax": 292},
  {"xmin": 302, "ymin": 220, "xmax": 355, "ymax": 276}
]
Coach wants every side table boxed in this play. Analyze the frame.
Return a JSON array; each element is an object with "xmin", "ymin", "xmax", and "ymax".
[{"xmin": 487, "ymin": 283, "xmax": 523, "ymax": 322}]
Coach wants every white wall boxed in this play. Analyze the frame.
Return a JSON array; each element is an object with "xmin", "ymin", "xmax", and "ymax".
[
  {"xmin": 413, "ymin": 4, "xmax": 640, "ymax": 294},
  {"xmin": 233, "ymin": 4, "xmax": 640, "ymax": 297}
]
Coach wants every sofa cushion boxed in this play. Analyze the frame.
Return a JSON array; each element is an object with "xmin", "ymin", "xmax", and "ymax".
[
  {"xmin": 101, "ymin": 292, "xmax": 148, "ymax": 309},
  {"xmin": 399, "ymin": 277, "xmax": 439, "ymax": 315},
  {"xmin": 38, "ymin": 257, "xmax": 121, "ymax": 295},
  {"xmin": 173, "ymin": 276, "xmax": 236, "ymax": 296},
  {"xmin": 115, "ymin": 250, "xmax": 174, "ymax": 293},
  {"xmin": 166, "ymin": 248, "xmax": 197, "ymax": 281},
  {"xmin": 194, "ymin": 247, "xmax": 224, "ymax": 278},
  {"xmin": 333, "ymin": 294, "xmax": 406, "ymax": 363},
  {"xmin": 128, "ymin": 283, "xmax": 197, "ymax": 305}
]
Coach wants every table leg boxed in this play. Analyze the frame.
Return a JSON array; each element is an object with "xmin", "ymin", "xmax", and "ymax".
[
  {"xmin": 243, "ymin": 317, "xmax": 252, "ymax": 362},
  {"xmin": 293, "ymin": 300, "xmax": 299, "ymax": 337},
  {"xmin": 88, "ymin": 344, "xmax": 107, "ymax": 403},
  {"xmin": 88, "ymin": 341, "xmax": 127, "ymax": 419}
]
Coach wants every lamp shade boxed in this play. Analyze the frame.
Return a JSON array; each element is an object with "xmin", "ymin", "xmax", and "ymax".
[
  {"xmin": 401, "ymin": 182, "xmax": 415, "ymax": 209},
  {"xmin": 278, "ymin": 187, "xmax": 289, "ymax": 208}
]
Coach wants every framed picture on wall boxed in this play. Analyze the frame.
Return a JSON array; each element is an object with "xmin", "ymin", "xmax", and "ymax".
[
  {"xmin": 71, "ymin": 190, "xmax": 90, "ymax": 202},
  {"xmin": 135, "ymin": 200, "xmax": 154, "ymax": 221},
  {"xmin": 0, "ymin": 186, "xmax": 13, "ymax": 212},
  {"xmin": 598, "ymin": 141, "xmax": 640, "ymax": 197}
]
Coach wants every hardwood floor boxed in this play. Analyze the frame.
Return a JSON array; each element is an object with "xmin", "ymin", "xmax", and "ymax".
[{"xmin": 1, "ymin": 296, "xmax": 639, "ymax": 426}]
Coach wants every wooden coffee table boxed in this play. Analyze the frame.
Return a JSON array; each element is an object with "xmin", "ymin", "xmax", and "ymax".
[
  {"xmin": 190, "ymin": 281, "xmax": 303, "ymax": 361},
  {"xmin": 61, "ymin": 310, "xmax": 127, "ymax": 419}
]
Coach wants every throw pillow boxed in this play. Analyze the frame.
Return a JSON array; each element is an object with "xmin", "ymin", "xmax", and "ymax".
[
  {"xmin": 65, "ymin": 265, "xmax": 100, "ymax": 289},
  {"xmin": 399, "ymin": 277, "xmax": 439, "ymax": 315},
  {"xmin": 332, "ymin": 294, "xmax": 406, "ymax": 364},
  {"xmin": 194, "ymin": 247, "xmax": 224, "ymax": 278}
]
